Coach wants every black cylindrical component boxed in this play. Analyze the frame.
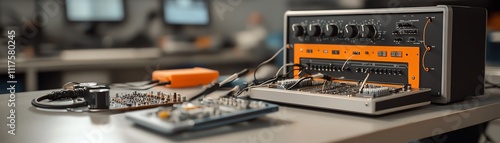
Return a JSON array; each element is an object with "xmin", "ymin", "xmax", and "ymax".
[
  {"xmin": 361, "ymin": 25, "xmax": 377, "ymax": 38},
  {"xmin": 324, "ymin": 24, "xmax": 339, "ymax": 37},
  {"xmin": 344, "ymin": 25, "xmax": 359, "ymax": 38},
  {"xmin": 292, "ymin": 24, "xmax": 305, "ymax": 36},
  {"xmin": 86, "ymin": 87, "xmax": 110, "ymax": 109},
  {"xmin": 307, "ymin": 24, "xmax": 322, "ymax": 36}
]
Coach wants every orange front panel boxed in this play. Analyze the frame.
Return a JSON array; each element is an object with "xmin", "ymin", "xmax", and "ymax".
[{"xmin": 293, "ymin": 43, "xmax": 421, "ymax": 88}]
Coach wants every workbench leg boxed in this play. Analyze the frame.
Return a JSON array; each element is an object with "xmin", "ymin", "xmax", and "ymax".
[{"xmin": 419, "ymin": 122, "xmax": 489, "ymax": 143}]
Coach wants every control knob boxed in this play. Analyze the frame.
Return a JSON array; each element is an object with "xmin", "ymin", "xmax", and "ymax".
[
  {"xmin": 324, "ymin": 24, "xmax": 339, "ymax": 37},
  {"xmin": 292, "ymin": 24, "xmax": 305, "ymax": 36},
  {"xmin": 344, "ymin": 25, "xmax": 359, "ymax": 38},
  {"xmin": 307, "ymin": 24, "xmax": 322, "ymax": 36},
  {"xmin": 361, "ymin": 25, "xmax": 377, "ymax": 38}
]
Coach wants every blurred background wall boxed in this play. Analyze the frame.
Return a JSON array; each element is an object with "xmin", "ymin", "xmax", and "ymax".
[{"xmin": 0, "ymin": 0, "xmax": 498, "ymax": 92}]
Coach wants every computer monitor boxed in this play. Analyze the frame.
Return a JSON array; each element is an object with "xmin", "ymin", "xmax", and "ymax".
[
  {"xmin": 65, "ymin": 0, "xmax": 125, "ymax": 22},
  {"xmin": 163, "ymin": 0, "xmax": 210, "ymax": 26}
]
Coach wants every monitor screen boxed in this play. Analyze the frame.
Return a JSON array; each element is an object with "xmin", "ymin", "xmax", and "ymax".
[
  {"xmin": 163, "ymin": 0, "xmax": 210, "ymax": 25},
  {"xmin": 66, "ymin": 0, "xmax": 125, "ymax": 22}
]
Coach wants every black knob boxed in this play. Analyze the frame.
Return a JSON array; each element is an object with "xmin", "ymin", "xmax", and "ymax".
[
  {"xmin": 361, "ymin": 25, "xmax": 377, "ymax": 38},
  {"xmin": 324, "ymin": 24, "xmax": 339, "ymax": 37},
  {"xmin": 344, "ymin": 25, "xmax": 359, "ymax": 38},
  {"xmin": 292, "ymin": 24, "xmax": 305, "ymax": 36},
  {"xmin": 307, "ymin": 24, "xmax": 322, "ymax": 37}
]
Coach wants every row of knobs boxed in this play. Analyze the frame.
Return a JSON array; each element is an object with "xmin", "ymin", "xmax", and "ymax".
[{"xmin": 293, "ymin": 24, "xmax": 377, "ymax": 38}]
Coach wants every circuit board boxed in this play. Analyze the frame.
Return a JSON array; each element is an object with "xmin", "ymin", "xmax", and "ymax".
[
  {"xmin": 110, "ymin": 91, "xmax": 185, "ymax": 108},
  {"xmin": 297, "ymin": 81, "xmax": 395, "ymax": 97},
  {"xmin": 251, "ymin": 79, "xmax": 430, "ymax": 115},
  {"xmin": 125, "ymin": 97, "xmax": 279, "ymax": 134},
  {"xmin": 276, "ymin": 78, "xmax": 401, "ymax": 97},
  {"xmin": 66, "ymin": 91, "xmax": 185, "ymax": 112}
]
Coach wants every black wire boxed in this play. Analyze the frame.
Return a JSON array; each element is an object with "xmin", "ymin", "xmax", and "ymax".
[
  {"xmin": 125, "ymin": 81, "xmax": 171, "ymax": 90},
  {"xmin": 157, "ymin": 81, "xmax": 171, "ymax": 86},
  {"xmin": 255, "ymin": 63, "xmax": 305, "ymax": 85},
  {"xmin": 234, "ymin": 65, "xmax": 308, "ymax": 97},
  {"xmin": 283, "ymin": 63, "xmax": 308, "ymax": 78},
  {"xmin": 234, "ymin": 75, "xmax": 282, "ymax": 97},
  {"xmin": 111, "ymin": 80, "xmax": 160, "ymax": 88},
  {"xmin": 286, "ymin": 77, "xmax": 312, "ymax": 90},
  {"xmin": 485, "ymin": 80, "xmax": 500, "ymax": 89},
  {"xmin": 253, "ymin": 48, "xmax": 284, "ymax": 85},
  {"xmin": 190, "ymin": 69, "xmax": 249, "ymax": 101},
  {"xmin": 140, "ymin": 80, "xmax": 160, "ymax": 86},
  {"xmin": 253, "ymin": 64, "xmax": 270, "ymax": 85},
  {"xmin": 189, "ymin": 83, "xmax": 220, "ymax": 102},
  {"xmin": 31, "ymin": 89, "xmax": 87, "ymax": 109},
  {"xmin": 285, "ymin": 69, "xmax": 295, "ymax": 77}
]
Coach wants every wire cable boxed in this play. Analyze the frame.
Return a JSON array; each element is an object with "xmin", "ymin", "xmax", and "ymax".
[
  {"xmin": 112, "ymin": 80, "xmax": 159, "ymax": 87},
  {"xmin": 275, "ymin": 63, "xmax": 296, "ymax": 78},
  {"xmin": 236, "ymin": 63, "xmax": 306, "ymax": 96},
  {"xmin": 321, "ymin": 80, "xmax": 327, "ymax": 93},
  {"xmin": 341, "ymin": 54, "xmax": 354, "ymax": 71},
  {"xmin": 285, "ymin": 68, "xmax": 296, "ymax": 78},
  {"xmin": 31, "ymin": 89, "xmax": 88, "ymax": 109},
  {"xmin": 110, "ymin": 80, "xmax": 161, "ymax": 90},
  {"xmin": 234, "ymin": 84, "xmax": 269, "ymax": 98},
  {"xmin": 358, "ymin": 72, "xmax": 371, "ymax": 93},
  {"xmin": 189, "ymin": 69, "xmax": 249, "ymax": 101},
  {"xmin": 294, "ymin": 70, "xmax": 303, "ymax": 78},
  {"xmin": 123, "ymin": 81, "xmax": 171, "ymax": 90},
  {"xmin": 422, "ymin": 18, "xmax": 432, "ymax": 72},
  {"xmin": 275, "ymin": 63, "xmax": 306, "ymax": 78},
  {"xmin": 253, "ymin": 47, "xmax": 285, "ymax": 84},
  {"xmin": 286, "ymin": 77, "xmax": 312, "ymax": 90}
]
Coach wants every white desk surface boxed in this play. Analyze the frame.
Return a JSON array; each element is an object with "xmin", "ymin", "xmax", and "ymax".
[{"xmin": 2, "ymin": 87, "xmax": 500, "ymax": 143}]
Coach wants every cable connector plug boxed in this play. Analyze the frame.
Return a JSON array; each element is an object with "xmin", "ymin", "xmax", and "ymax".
[{"xmin": 310, "ymin": 73, "xmax": 333, "ymax": 81}]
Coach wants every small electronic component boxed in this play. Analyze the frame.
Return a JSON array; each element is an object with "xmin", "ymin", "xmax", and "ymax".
[{"xmin": 126, "ymin": 97, "xmax": 279, "ymax": 134}]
